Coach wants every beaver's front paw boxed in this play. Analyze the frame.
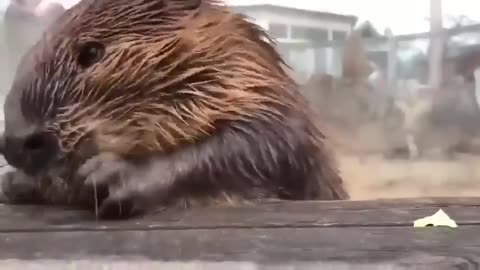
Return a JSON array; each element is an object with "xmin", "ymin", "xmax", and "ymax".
[{"xmin": 78, "ymin": 153, "xmax": 160, "ymax": 219}]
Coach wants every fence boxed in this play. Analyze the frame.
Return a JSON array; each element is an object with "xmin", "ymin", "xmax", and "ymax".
[{"xmin": 275, "ymin": 23, "xmax": 480, "ymax": 86}]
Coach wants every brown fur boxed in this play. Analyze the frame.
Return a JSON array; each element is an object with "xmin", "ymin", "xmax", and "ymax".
[{"xmin": 1, "ymin": 0, "xmax": 348, "ymax": 219}]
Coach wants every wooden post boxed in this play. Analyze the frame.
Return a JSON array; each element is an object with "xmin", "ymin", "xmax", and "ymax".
[
  {"xmin": 474, "ymin": 67, "xmax": 480, "ymax": 109},
  {"xmin": 385, "ymin": 28, "xmax": 397, "ymax": 90},
  {"xmin": 326, "ymin": 29, "xmax": 333, "ymax": 75},
  {"xmin": 428, "ymin": 0, "xmax": 444, "ymax": 88}
]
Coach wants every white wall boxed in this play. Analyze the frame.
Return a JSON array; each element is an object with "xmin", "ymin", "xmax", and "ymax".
[{"xmin": 242, "ymin": 9, "xmax": 352, "ymax": 33}]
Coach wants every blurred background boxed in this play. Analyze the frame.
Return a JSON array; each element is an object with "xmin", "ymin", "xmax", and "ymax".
[{"xmin": 1, "ymin": 0, "xmax": 480, "ymax": 200}]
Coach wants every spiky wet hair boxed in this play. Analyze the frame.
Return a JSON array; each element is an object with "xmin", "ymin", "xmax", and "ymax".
[{"xmin": 11, "ymin": 0, "xmax": 303, "ymax": 159}]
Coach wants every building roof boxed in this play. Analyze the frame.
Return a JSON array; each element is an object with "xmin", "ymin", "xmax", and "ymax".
[{"xmin": 230, "ymin": 4, "xmax": 358, "ymax": 25}]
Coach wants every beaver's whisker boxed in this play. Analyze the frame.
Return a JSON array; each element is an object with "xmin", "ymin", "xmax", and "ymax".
[
  {"xmin": 92, "ymin": 175, "xmax": 99, "ymax": 221},
  {"xmin": 119, "ymin": 201, "xmax": 122, "ymax": 217}
]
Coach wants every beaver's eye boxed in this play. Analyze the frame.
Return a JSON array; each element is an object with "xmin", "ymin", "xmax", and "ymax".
[{"xmin": 77, "ymin": 41, "xmax": 105, "ymax": 68}]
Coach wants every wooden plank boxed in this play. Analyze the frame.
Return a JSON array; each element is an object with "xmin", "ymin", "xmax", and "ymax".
[
  {"xmin": 0, "ymin": 226, "xmax": 478, "ymax": 268},
  {"xmin": 1, "ymin": 197, "xmax": 480, "ymax": 231},
  {"xmin": 0, "ymin": 197, "xmax": 479, "ymax": 269}
]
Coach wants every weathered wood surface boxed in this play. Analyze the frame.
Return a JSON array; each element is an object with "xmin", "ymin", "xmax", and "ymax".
[{"xmin": 0, "ymin": 197, "xmax": 480, "ymax": 269}]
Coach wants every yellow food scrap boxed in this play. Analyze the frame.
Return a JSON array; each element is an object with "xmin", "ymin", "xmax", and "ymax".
[{"xmin": 413, "ymin": 209, "xmax": 458, "ymax": 228}]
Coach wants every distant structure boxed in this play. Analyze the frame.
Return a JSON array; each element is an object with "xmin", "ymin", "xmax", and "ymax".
[
  {"xmin": 4, "ymin": 0, "xmax": 65, "ymax": 66},
  {"xmin": 0, "ymin": 0, "xmax": 66, "ymax": 121},
  {"xmin": 352, "ymin": 20, "xmax": 389, "ymax": 76},
  {"xmin": 355, "ymin": 20, "xmax": 384, "ymax": 39},
  {"xmin": 231, "ymin": 4, "xmax": 358, "ymax": 79}
]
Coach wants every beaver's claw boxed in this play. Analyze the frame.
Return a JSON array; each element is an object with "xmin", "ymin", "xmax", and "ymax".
[{"xmin": 78, "ymin": 153, "xmax": 156, "ymax": 219}]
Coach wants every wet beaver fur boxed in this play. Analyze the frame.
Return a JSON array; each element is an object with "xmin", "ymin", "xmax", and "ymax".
[{"xmin": 0, "ymin": 0, "xmax": 349, "ymax": 219}]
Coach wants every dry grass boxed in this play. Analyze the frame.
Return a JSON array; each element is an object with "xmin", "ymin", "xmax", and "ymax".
[{"xmin": 338, "ymin": 153, "xmax": 480, "ymax": 200}]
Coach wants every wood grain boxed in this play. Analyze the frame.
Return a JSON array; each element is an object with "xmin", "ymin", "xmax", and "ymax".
[{"xmin": 0, "ymin": 197, "xmax": 479, "ymax": 269}]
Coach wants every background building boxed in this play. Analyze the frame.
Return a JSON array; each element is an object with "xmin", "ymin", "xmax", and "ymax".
[{"xmin": 231, "ymin": 4, "xmax": 358, "ymax": 79}]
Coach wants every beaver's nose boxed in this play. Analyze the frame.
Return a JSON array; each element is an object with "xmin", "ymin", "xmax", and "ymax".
[{"xmin": 2, "ymin": 131, "xmax": 58, "ymax": 175}]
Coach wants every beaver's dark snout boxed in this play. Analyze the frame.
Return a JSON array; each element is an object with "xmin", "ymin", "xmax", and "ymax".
[{"xmin": 3, "ymin": 131, "xmax": 59, "ymax": 175}]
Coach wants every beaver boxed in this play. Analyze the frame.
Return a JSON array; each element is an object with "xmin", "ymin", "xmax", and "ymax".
[{"xmin": 0, "ymin": 0, "xmax": 349, "ymax": 219}]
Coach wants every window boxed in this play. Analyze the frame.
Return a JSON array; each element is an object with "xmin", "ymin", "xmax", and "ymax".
[
  {"xmin": 291, "ymin": 26, "xmax": 328, "ymax": 43},
  {"xmin": 332, "ymin": 30, "xmax": 348, "ymax": 41},
  {"xmin": 268, "ymin": 23, "xmax": 288, "ymax": 39}
]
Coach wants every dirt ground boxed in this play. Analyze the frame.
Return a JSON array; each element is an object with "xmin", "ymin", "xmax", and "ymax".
[{"xmin": 338, "ymin": 153, "xmax": 480, "ymax": 200}]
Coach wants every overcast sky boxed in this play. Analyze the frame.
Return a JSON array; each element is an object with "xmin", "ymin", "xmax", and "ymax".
[
  {"xmin": 228, "ymin": 0, "xmax": 480, "ymax": 34},
  {"xmin": 1, "ymin": 0, "xmax": 479, "ymax": 35}
]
